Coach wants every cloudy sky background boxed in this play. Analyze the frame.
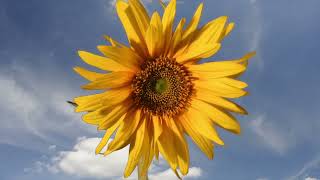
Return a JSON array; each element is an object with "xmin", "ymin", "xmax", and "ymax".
[{"xmin": 1, "ymin": 0, "xmax": 320, "ymax": 179}]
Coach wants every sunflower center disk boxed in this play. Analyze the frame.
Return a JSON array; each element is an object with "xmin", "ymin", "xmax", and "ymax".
[
  {"xmin": 132, "ymin": 57, "xmax": 194, "ymax": 117},
  {"xmin": 155, "ymin": 78, "xmax": 169, "ymax": 94}
]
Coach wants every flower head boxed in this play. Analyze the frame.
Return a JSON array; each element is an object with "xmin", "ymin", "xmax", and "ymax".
[{"xmin": 73, "ymin": 0, "xmax": 255, "ymax": 178}]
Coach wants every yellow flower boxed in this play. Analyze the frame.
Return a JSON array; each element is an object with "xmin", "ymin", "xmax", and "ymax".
[{"xmin": 73, "ymin": 0, "xmax": 255, "ymax": 178}]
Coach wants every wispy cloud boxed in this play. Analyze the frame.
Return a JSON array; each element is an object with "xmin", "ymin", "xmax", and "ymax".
[
  {"xmin": 159, "ymin": 0, "xmax": 184, "ymax": 4},
  {"xmin": 256, "ymin": 178, "xmax": 269, "ymax": 180},
  {"xmin": 0, "ymin": 63, "xmax": 95, "ymax": 152},
  {"xmin": 286, "ymin": 155, "xmax": 320, "ymax": 180},
  {"xmin": 248, "ymin": 0, "xmax": 264, "ymax": 70},
  {"xmin": 248, "ymin": 115, "xmax": 295, "ymax": 154},
  {"xmin": 105, "ymin": 0, "xmax": 184, "ymax": 14}
]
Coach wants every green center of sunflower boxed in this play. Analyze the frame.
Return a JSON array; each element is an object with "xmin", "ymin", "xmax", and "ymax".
[
  {"xmin": 132, "ymin": 57, "xmax": 195, "ymax": 117},
  {"xmin": 155, "ymin": 78, "xmax": 169, "ymax": 94}
]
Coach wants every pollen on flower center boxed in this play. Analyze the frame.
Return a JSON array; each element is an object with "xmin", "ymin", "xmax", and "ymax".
[{"xmin": 132, "ymin": 57, "xmax": 195, "ymax": 117}]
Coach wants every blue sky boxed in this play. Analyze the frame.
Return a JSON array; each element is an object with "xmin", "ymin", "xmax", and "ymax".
[{"xmin": 1, "ymin": 0, "xmax": 320, "ymax": 179}]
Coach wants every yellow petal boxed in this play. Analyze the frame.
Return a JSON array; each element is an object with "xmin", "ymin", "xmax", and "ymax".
[
  {"xmin": 82, "ymin": 107, "xmax": 108, "ymax": 126},
  {"xmin": 106, "ymin": 109, "xmax": 142, "ymax": 154},
  {"xmin": 167, "ymin": 119, "xmax": 189, "ymax": 175},
  {"xmin": 174, "ymin": 18, "xmax": 186, "ymax": 36},
  {"xmin": 179, "ymin": 115, "xmax": 214, "ymax": 159},
  {"xmin": 154, "ymin": 142, "xmax": 160, "ymax": 160},
  {"xmin": 95, "ymin": 120, "xmax": 122, "ymax": 154},
  {"xmin": 182, "ymin": 3, "xmax": 203, "ymax": 40},
  {"xmin": 196, "ymin": 88, "xmax": 247, "ymax": 114},
  {"xmin": 124, "ymin": 118, "xmax": 147, "ymax": 177},
  {"xmin": 214, "ymin": 78, "xmax": 248, "ymax": 89},
  {"xmin": 197, "ymin": 78, "xmax": 248, "ymax": 91},
  {"xmin": 174, "ymin": 16, "xmax": 228, "ymax": 63},
  {"xmin": 193, "ymin": 16, "xmax": 228, "ymax": 45},
  {"xmin": 138, "ymin": 120, "xmax": 154, "ymax": 177},
  {"xmin": 162, "ymin": 0, "xmax": 176, "ymax": 52},
  {"xmin": 218, "ymin": 22, "xmax": 235, "ymax": 42},
  {"xmin": 75, "ymin": 94, "xmax": 103, "ymax": 113},
  {"xmin": 78, "ymin": 51, "xmax": 129, "ymax": 72},
  {"xmin": 145, "ymin": 12, "xmax": 163, "ymax": 57},
  {"xmin": 83, "ymin": 105, "xmax": 125, "ymax": 128},
  {"xmin": 157, "ymin": 122, "xmax": 178, "ymax": 171},
  {"xmin": 232, "ymin": 51, "xmax": 256, "ymax": 64},
  {"xmin": 128, "ymin": 0, "xmax": 150, "ymax": 36},
  {"xmin": 191, "ymin": 99, "xmax": 241, "ymax": 134},
  {"xmin": 98, "ymin": 103, "xmax": 131, "ymax": 130},
  {"xmin": 166, "ymin": 118, "xmax": 183, "ymax": 143},
  {"xmin": 73, "ymin": 66, "xmax": 105, "ymax": 82},
  {"xmin": 74, "ymin": 93, "xmax": 104, "ymax": 104},
  {"xmin": 175, "ymin": 43, "xmax": 221, "ymax": 63},
  {"xmin": 81, "ymin": 98, "xmax": 130, "ymax": 128},
  {"xmin": 74, "ymin": 86, "xmax": 130, "ymax": 113},
  {"xmin": 74, "ymin": 93, "xmax": 105, "ymax": 112},
  {"xmin": 103, "ymin": 35, "xmax": 126, "ymax": 47},
  {"xmin": 177, "ymin": 140, "xmax": 189, "ymax": 175},
  {"xmin": 97, "ymin": 46, "xmax": 142, "ymax": 71},
  {"xmin": 100, "ymin": 87, "xmax": 131, "ymax": 106},
  {"xmin": 229, "ymin": 52, "xmax": 256, "ymax": 77},
  {"xmin": 139, "ymin": 146, "xmax": 154, "ymax": 177},
  {"xmin": 77, "ymin": 103, "xmax": 101, "ymax": 113},
  {"xmin": 168, "ymin": 18, "xmax": 186, "ymax": 57},
  {"xmin": 195, "ymin": 80, "xmax": 248, "ymax": 98},
  {"xmin": 152, "ymin": 12, "xmax": 164, "ymax": 56},
  {"xmin": 224, "ymin": 22, "xmax": 235, "ymax": 37},
  {"xmin": 153, "ymin": 115, "xmax": 163, "ymax": 144},
  {"xmin": 116, "ymin": 0, "xmax": 147, "ymax": 56},
  {"xmin": 173, "ymin": 31, "xmax": 194, "ymax": 59},
  {"xmin": 188, "ymin": 61, "xmax": 246, "ymax": 79},
  {"xmin": 145, "ymin": 26, "xmax": 157, "ymax": 57},
  {"xmin": 185, "ymin": 107, "xmax": 224, "ymax": 145},
  {"xmin": 81, "ymin": 71, "xmax": 133, "ymax": 90}
]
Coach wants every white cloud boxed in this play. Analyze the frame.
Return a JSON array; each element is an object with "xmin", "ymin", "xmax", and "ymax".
[
  {"xmin": 256, "ymin": 178, "xmax": 269, "ymax": 180},
  {"xmin": 109, "ymin": 0, "xmax": 116, "ymax": 7},
  {"xmin": 48, "ymin": 145, "xmax": 57, "ymax": 151},
  {"xmin": 305, "ymin": 177, "xmax": 319, "ymax": 180},
  {"xmin": 28, "ymin": 137, "xmax": 202, "ymax": 179},
  {"xmin": 150, "ymin": 167, "xmax": 201, "ymax": 180},
  {"xmin": 249, "ymin": 115, "xmax": 294, "ymax": 154},
  {"xmin": 52, "ymin": 137, "xmax": 128, "ymax": 179}
]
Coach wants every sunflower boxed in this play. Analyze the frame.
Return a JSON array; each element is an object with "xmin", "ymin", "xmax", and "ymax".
[{"xmin": 72, "ymin": 0, "xmax": 255, "ymax": 178}]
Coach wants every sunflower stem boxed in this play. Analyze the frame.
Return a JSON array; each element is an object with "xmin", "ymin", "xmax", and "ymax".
[{"xmin": 138, "ymin": 160, "xmax": 148, "ymax": 180}]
